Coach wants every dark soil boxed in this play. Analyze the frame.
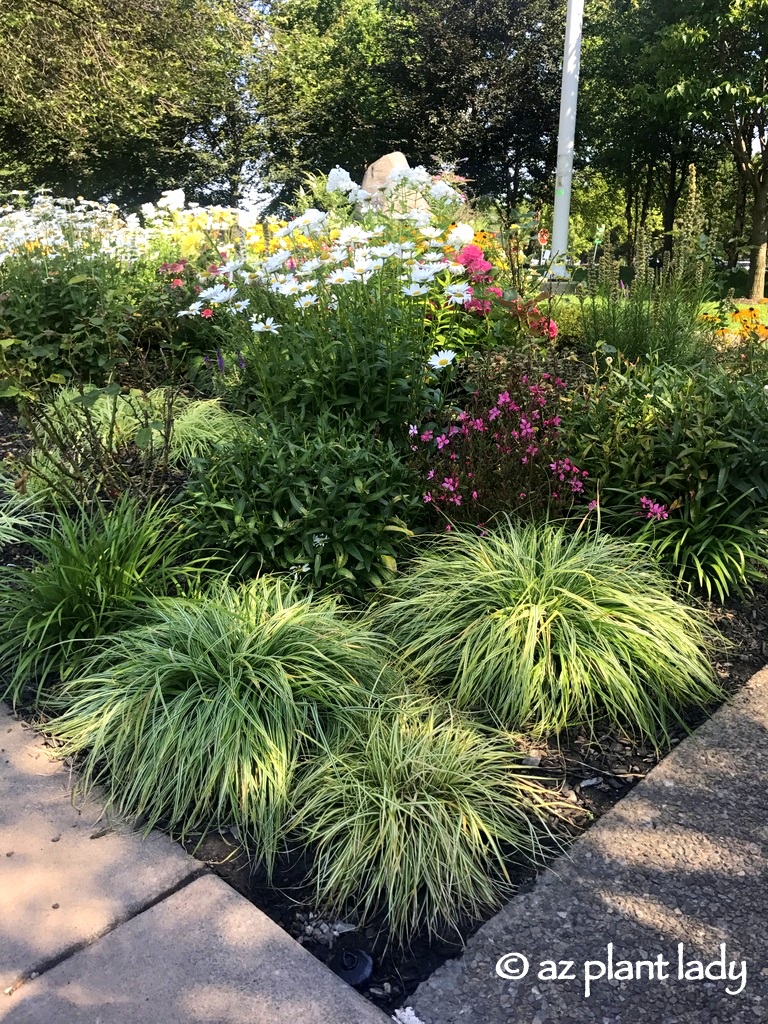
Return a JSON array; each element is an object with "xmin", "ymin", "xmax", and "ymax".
[{"xmin": 187, "ymin": 583, "xmax": 768, "ymax": 1016}]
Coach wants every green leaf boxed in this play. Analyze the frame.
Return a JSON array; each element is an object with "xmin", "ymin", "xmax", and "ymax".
[{"xmin": 134, "ymin": 427, "xmax": 153, "ymax": 449}]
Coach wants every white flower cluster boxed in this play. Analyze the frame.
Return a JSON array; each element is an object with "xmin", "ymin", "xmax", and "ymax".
[
  {"xmin": 325, "ymin": 165, "xmax": 462, "ymax": 208},
  {"xmin": 176, "ymin": 220, "xmax": 476, "ymax": 321},
  {"xmin": 273, "ymin": 208, "xmax": 328, "ymax": 239},
  {"xmin": 326, "ymin": 166, "xmax": 372, "ymax": 203},
  {"xmin": 0, "ymin": 193, "xmax": 150, "ymax": 264}
]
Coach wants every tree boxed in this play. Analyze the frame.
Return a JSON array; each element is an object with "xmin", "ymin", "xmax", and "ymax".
[
  {"xmin": 658, "ymin": 0, "xmax": 768, "ymax": 298},
  {"xmin": 383, "ymin": 0, "xmax": 566, "ymax": 212},
  {"xmin": 254, "ymin": 0, "xmax": 566, "ymax": 212},
  {"xmin": 581, "ymin": 0, "xmax": 718, "ymax": 259},
  {"xmin": 254, "ymin": 0, "xmax": 406, "ymax": 205},
  {"xmin": 0, "ymin": 0, "xmax": 261, "ymax": 205}
]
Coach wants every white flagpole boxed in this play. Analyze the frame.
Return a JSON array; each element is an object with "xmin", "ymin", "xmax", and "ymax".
[{"xmin": 550, "ymin": 0, "xmax": 585, "ymax": 278}]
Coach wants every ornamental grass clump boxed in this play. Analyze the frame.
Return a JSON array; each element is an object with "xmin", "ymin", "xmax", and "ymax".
[
  {"xmin": 0, "ymin": 496, "xmax": 196, "ymax": 705},
  {"xmin": 291, "ymin": 701, "xmax": 566, "ymax": 945},
  {"xmin": 44, "ymin": 577, "xmax": 395, "ymax": 864},
  {"xmin": 374, "ymin": 521, "xmax": 721, "ymax": 744}
]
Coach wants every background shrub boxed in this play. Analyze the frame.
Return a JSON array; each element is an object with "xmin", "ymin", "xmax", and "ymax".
[
  {"xmin": 11, "ymin": 385, "xmax": 248, "ymax": 504},
  {"xmin": 374, "ymin": 521, "xmax": 721, "ymax": 743},
  {"xmin": 568, "ymin": 359, "xmax": 768, "ymax": 598}
]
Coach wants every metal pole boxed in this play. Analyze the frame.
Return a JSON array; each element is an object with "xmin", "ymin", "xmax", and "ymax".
[{"xmin": 550, "ymin": 0, "xmax": 585, "ymax": 278}]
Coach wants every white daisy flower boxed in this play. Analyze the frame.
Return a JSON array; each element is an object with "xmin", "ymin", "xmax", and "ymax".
[
  {"xmin": 176, "ymin": 301, "xmax": 203, "ymax": 318},
  {"xmin": 428, "ymin": 349, "xmax": 457, "ymax": 369},
  {"xmin": 402, "ymin": 283, "xmax": 429, "ymax": 297},
  {"xmin": 410, "ymin": 264, "xmax": 441, "ymax": 283},
  {"xmin": 250, "ymin": 316, "xmax": 281, "ymax": 334},
  {"xmin": 278, "ymin": 279, "xmax": 300, "ymax": 296},
  {"xmin": 444, "ymin": 284, "xmax": 472, "ymax": 305},
  {"xmin": 198, "ymin": 283, "xmax": 237, "ymax": 304},
  {"xmin": 327, "ymin": 268, "xmax": 355, "ymax": 286},
  {"xmin": 294, "ymin": 294, "xmax": 319, "ymax": 310}
]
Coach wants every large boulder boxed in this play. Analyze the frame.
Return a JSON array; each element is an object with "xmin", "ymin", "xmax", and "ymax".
[
  {"xmin": 361, "ymin": 151, "xmax": 410, "ymax": 194},
  {"xmin": 360, "ymin": 152, "xmax": 430, "ymax": 213}
]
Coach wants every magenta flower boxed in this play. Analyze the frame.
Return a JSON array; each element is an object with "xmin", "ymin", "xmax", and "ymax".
[{"xmin": 640, "ymin": 496, "xmax": 669, "ymax": 521}]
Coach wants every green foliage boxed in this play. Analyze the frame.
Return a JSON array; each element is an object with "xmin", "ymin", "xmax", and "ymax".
[
  {"xmin": 550, "ymin": 298, "xmax": 584, "ymax": 344},
  {"xmin": 577, "ymin": 179, "xmax": 717, "ymax": 365},
  {"xmin": 569, "ymin": 359, "xmax": 768, "ymax": 598},
  {"xmin": 12, "ymin": 385, "xmax": 248, "ymax": 504},
  {"xmin": 211, "ymin": 250, "xmax": 483, "ymax": 435},
  {"xmin": 36, "ymin": 385, "xmax": 247, "ymax": 466},
  {"xmin": 0, "ymin": 246, "xmax": 159, "ymax": 394},
  {"xmin": 187, "ymin": 416, "xmax": 421, "ymax": 596},
  {"xmin": 0, "ymin": 493, "xmax": 49, "ymax": 548},
  {"xmin": 44, "ymin": 577, "xmax": 394, "ymax": 864},
  {"xmin": 374, "ymin": 521, "xmax": 721, "ymax": 743},
  {"xmin": 0, "ymin": 0, "xmax": 261, "ymax": 205},
  {"xmin": 0, "ymin": 496, "xmax": 197, "ymax": 704},
  {"xmin": 291, "ymin": 701, "xmax": 566, "ymax": 943}
]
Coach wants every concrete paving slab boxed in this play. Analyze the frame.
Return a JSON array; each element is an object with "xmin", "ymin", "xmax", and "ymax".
[
  {"xmin": 407, "ymin": 667, "xmax": 768, "ymax": 1024},
  {"xmin": 2, "ymin": 873, "xmax": 389, "ymax": 1023},
  {"xmin": 0, "ymin": 705, "xmax": 201, "ymax": 991}
]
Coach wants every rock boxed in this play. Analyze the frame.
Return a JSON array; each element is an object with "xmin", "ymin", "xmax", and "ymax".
[
  {"xmin": 579, "ymin": 776, "xmax": 602, "ymax": 788},
  {"xmin": 360, "ymin": 152, "xmax": 430, "ymax": 214},
  {"xmin": 361, "ymin": 151, "xmax": 410, "ymax": 194}
]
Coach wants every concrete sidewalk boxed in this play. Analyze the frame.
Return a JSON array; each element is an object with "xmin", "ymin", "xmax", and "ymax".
[
  {"xmin": 0, "ymin": 705, "xmax": 388, "ymax": 1024},
  {"xmin": 407, "ymin": 667, "xmax": 768, "ymax": 1024}
]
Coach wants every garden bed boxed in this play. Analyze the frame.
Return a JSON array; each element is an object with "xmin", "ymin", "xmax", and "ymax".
[{"xmin": 186, "ymin": 583, "xmax": 767, "ymax": 1015}]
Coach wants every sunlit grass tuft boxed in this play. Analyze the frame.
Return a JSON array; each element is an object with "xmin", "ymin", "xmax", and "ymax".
[
  {"xmin": 44, "ymin": 576, "xmax": 395, "ymax": 865},
  {"xmin": 374, "ymin": 520, "xmax": 722, "ymax": 744},
  {"xmin": 291, "ymin": 700, "xmax": 567, "ymax": 944},
  {"xmin": 0, "ymin": 495, "xmax": 196, "ymax": 704}
]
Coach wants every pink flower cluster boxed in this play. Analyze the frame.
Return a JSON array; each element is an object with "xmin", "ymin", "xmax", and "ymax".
[
  {"xmin": 410, "ymin": 370, "xmax": 588, "ymax": 521},
  {"xmin": 454, "ymin": 244, "xmax": 501, "ymax": 315},
  {"xmin": 640, "ymin": 496, "xmax": 669, "ymax": 521},
  {"xmin": 550, "ymin": 457, "xmax": 589, "ymax": 495},
  {"xmin": 464, "ymin": 284, "xmax": 503, "ymax": 316},
  {"xmin": 456, "ymin": 244, "xmax": 494, "ymax": 282}
]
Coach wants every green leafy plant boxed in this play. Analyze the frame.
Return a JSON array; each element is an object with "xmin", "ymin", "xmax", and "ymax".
[
  {"xmin": 44, "ymin": 577, "xmax": 394, "ymax": 864},
  {"xmin": 0, "ymin": 495, "xmax": 197, "ymax": 704},
  {"xmin": 291, "ymin": 701, "xmax": 567, "ymax": 944},
  {"xmin": 568, "ymin": 358, "xmax": 768, "ymax": 598},
  {"xmin": 188, "ymin": 415, "xmax": 421, "ymax": 595},
  {"xmin": 374, "ymin": 521, "xmax": 721, "ymax": 744},
  {"xmin": 577, "ymin": 180, "xmax": 717, "ymax": 367},
  {"xmin": 0, "ymin": 241, "xmax": 166, "ymax": 396}
]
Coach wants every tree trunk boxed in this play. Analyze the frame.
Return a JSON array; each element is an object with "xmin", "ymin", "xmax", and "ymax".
[
  {"xmin": 625, "ymin": 180, "xmax": 635, "ymax": 263},
  {"xmin": 748, "ymin": 176, "xmax": 768, "ymax": 301},
  {"xmin": 640, "ymin": 162, "xmax": 655, "ymax": 229},
  {"xmin": 728, "ymin": 172, "xmax": 747, "ymax": 269},
  {"xmin": 662, "ymin": 159, "xmax": 688, "ymax": 255}
]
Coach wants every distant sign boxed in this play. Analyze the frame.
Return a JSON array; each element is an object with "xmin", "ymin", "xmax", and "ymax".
[{"xmin": 537, "ymin": 229, "xmax": 550, "ymax": 246}]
